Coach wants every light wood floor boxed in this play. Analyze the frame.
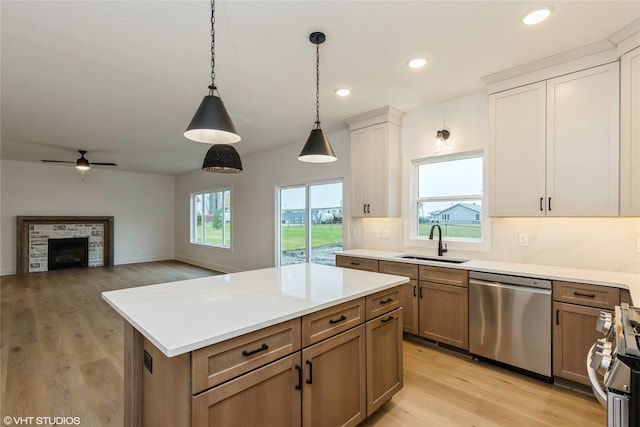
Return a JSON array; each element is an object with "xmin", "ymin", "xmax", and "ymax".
[{"xmin": 1, "ymin": 261, "xmax": 606, "ymax": 426}]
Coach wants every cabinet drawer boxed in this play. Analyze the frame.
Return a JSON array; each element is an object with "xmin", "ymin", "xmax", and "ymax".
[
  {"xmin": 552, "ymin": 281, "xmax": 619, "ymax": 309},
  {"xmin": 336, "ymin": 255, "xmax": 379, "ymax": 272},
  {"xmin": 366, "ymin": 286, "xmax": 402, "ymax": 320},
  {"xmin": 191, "ymin": 318, "xmax": 301, "ymax": 393},
  {"xmin": 378, "ymin": 261, "xmax": 419, "ymax": 279},
  {"xmin": 418, "ymin": 265, "xmax": 468, "ymax": 287},
  {"xmin": 302, "ymin": 298, "xmax": 365, "ymax": 347}
]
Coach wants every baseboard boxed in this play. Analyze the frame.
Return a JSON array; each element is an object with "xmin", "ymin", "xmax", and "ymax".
[{"xmin": 174, "ymin": 255, "xmax": 237, "ymax": 274}]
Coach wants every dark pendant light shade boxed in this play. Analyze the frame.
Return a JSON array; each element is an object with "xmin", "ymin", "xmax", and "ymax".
[
  {"xmin": 202, "ymin": 144, "xmax": 243, "ymax": 173},
  {"xmin": 298, "ymin": 31, "xmax": 337, "ymax": 163},
  {"xmin": 185, "ymin": 0, "xmax": 241, "ymax": 145},
  {"xmin": 298, "ymin": 128, "xmax": 336, "ymax": 163},
  {"xmin": 185, "ymin": 94, "xmax": 240, "ymax": 144}
]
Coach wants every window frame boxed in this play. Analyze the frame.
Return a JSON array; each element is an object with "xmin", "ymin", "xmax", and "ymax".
[
  {"xmin": 190, "ymin": 188, "xmax": 233, "ymax": 250},
  {"xmin": 407, "ymin": 150, "xmax": 490, "ymax": 252},
  {"xmin": 276, "ymin": 179, "xmax": 344, "ymax": 267}
]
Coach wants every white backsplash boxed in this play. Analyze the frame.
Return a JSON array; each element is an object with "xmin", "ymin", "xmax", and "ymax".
[{"xmin": 359, "ymin": 216, "xmax": 640, "ymax": 274}]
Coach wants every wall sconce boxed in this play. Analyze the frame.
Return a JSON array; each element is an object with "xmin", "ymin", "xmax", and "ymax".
[{"xmin": 436, "ymin": 128, "xmax": 450, "ymax": 145}]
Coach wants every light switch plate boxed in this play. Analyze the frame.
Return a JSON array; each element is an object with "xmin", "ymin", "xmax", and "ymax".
[
  {"xmin": 518, "ymin": 234, "xmax": 529, "ymax": 247},
  {"xmin": 636, "ymin": 237, "xmax": 640, "ymax": 254}
]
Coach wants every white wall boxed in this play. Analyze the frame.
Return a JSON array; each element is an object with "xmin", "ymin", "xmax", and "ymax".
[
  {"xmin": 357, "ymin": 92, "xmax": 640, "ymax": 274},
  {"xmin": 174, "ymin": 129, "xmax": 351, "ymax": 273},
  {"xmin": 0, "ymin": 159, "xmax": 175, "ymax": 275}
]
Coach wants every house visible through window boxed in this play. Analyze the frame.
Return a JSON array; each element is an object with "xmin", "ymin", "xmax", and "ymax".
[
  {"xmin": 414, "ymin": 152, "xmax": 483, "ymax": 241},
  {"xmin": 191, "ymin": 189, "xmax": 231, "ymax": 248}
]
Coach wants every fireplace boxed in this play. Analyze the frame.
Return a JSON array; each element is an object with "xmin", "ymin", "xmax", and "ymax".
[
  {"xmin": 48, "ymin": 238, "xmax": 89, "ymax": 270},
  {"xmin": 16, "ymin": 216, "xmax": 114, "ymax": 274}
]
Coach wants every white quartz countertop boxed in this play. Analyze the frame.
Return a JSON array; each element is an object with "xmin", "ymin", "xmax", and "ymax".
[
  {"xmin": 102, "ymin": 263, "xmax": 408, "ymax": 357},
  {"xmin": 338, "ymin": 249, "xmax": 640, "ymax": 302}
]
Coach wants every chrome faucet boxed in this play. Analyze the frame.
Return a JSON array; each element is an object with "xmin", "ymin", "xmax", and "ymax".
[{"xmin": 428, "ymin": 224, "xmax": 448, "ymax": 256}]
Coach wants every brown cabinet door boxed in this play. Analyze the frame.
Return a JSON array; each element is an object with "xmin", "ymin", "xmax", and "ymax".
[
  {"xmin": 192, "ymin": 353, "xmax": 302, "ymax": 427},
  {"xmin": 302, "ymin": 326, "xmax": 366, "ymax": 427},
  {"xmin": 419, "ymin": 282, "xmax": 469, "ymax": 350},
  {"xmin": 553, "ymin": 302, "xmax": 609, "ymax": 385},
  {"xmin": 366, "ymin": 308, "xmax": 403, "ymax": 416},
  {"xmin": 401, "ymin": 280, "xmax": 419, "ymax": 335}
]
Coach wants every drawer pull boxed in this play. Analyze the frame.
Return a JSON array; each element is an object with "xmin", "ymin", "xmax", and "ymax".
[
  {"xmin": 305, "ymin": 360, "xmax": 313, "ymax": 384},
  {"xmin": 350, "ymin": 262, "xmax": 361, "ymax": 266},
  {"xmin": 379, "ymin": 298, "xmax": 393, "ymax": 305},
  {"xmin": 574, "ymin": 292, "xmax": 596, "ymax": 298},
  {"xmin": 329, "ymin": 315, "xmax": 347, "ymax": 325},
  {"xmin": 295, "ymin": 365, "xmax": 302, "ymax": 390},
  {"xmin": 241, "ymin": 343, "xmax": 269, "ymax": 357},
  {"xmin": 381, "ymin": 316, "xmax": 394, "ymax": 323}
]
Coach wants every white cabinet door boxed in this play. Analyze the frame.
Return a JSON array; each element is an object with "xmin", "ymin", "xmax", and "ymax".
[
  {"xmin": 489, "ymin": 82, "xmax": 547, "ymax": 216},
  {"xmin": 546, "ymin": 62, "xmax": 620, "ymax": 216},
  {"xmin": 350, "ymin": 122, "xmax": 400, "ymax": 218},
  {"xmin": 621, "ymin": 47, "xmax": 640, "ymax": 216},
  {"xmin": 350, "ymin": 128, "xmax": 369, "ymax": 217}
]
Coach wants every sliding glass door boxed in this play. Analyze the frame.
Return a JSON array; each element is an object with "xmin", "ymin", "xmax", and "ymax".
[{"xmin": 278, "ymin": 182, "xmax": 343, "ymax": 266}]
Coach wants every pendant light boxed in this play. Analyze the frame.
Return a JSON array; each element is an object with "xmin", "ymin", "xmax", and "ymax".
[
  {"xmin": 185, "ymin": 0, "xmax": 240, "ymax": 144},
  {"xmin": 202, "ymin": 144, "xmax": 243, "ymax": 173},
  {"xmin": 298, "ymin": 32, "xmax": 337, "ymax": 163}
]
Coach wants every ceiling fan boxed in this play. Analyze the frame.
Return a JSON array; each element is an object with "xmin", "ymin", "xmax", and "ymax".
[{"xmin": 41, "ymin": 150, "xmax": 117, "ymax": 171}]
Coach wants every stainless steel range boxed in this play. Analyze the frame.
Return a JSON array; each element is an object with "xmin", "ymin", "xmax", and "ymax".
[{"xmin": 588, "ymin": 303, "xmax": 640, "ymax": 427}]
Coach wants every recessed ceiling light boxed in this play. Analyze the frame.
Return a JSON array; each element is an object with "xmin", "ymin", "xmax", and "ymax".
[
  {"xmin": 335, "ymin": 88, "xmax": 351, "ymax": 97},
  {"xmin": 522, "ymin": 7, "xmax": 552, "ymax": 25},
  {"xmin": 407, "ymin": 58, "xmax": 427, "ymax": 69}
]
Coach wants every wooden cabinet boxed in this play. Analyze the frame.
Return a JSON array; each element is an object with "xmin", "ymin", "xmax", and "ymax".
[
  {"xmin": 620, "ymin": 46, "xmax": 640, "ymax": 216},
  {"xmin": 302, "ymin": 326, "xmax": 366, "ymax": 427},
  {"xmin": 137, "ymin": 285, "xmax": 403, "ymax": 427},
  {"xmin": 347, "ymin": 107, "xmax": 404, "ymax": 218},
  {"xmin": 379, "ymin": 260, "xmax": 419, "ymax": 335},
  {"xmin": 418, "ymin": 266, "xmax": 469, "ymax": 350},
  {"xmin": 552, "ymin": 281, "xmax": 620, "ymax": 385},
  {"xmin": 490, "ymin": 62, "xmax": 620, "ymax": 217},
  {"xmin": 192, "ymin": 354, "xmax": 302, "ymax": 427},
  {"xmin": 366, "ymin": 308, "xmax": 403, "ymax": 416},
  {"xmin": 336, "ymin": 255, "xmax": 378, "ymax": 272}
]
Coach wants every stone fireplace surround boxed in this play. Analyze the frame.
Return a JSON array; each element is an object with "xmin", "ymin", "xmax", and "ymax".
[{"xmin": 16, "ymin": 216, "xmax": 114, "ymax": 275}]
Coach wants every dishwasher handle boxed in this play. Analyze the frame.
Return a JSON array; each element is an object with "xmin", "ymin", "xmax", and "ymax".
[{"xmin": 469, "ymin": 278, "xmax": 551, "ymax": 295}]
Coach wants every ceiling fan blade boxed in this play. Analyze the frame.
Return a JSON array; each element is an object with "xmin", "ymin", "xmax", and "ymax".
[
  {"xmin": 41, "ymin": 160, "xmax": 74, "ymax": 163},
  {"xmin": 90, "ymin": 162, "xmax": 117, "ymax": 166}
]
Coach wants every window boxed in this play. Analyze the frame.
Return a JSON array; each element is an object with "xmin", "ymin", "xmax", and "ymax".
[
  {"xmin": 191, "ymin": 189, "xmax": 232, "ymax": 248},
  {"xmin": 278, "ymin": 182, "xmax": 343, "ymax": 266},
  {"xmin": 413, "ymin": 151, "xmax": 483, "ymax": 242}
]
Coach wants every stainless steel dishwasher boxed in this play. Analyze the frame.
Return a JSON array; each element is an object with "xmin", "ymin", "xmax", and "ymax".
[{"xmin": 469, "ymin": 271, "xmax": 552, "ymax": 379}]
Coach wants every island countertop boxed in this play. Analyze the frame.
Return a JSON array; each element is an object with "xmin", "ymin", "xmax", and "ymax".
[{"xmin": 102, "ymin": 263, "xmax": 409, "ymax": 357}]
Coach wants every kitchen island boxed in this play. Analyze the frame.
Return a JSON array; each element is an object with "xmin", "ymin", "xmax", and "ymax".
[{"xmin": 102, "ymin": 263, "xmax": 409, "ymax": 427}]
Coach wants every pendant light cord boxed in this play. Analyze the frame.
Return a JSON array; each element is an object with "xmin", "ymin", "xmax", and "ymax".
[
  {"xmin": 209, "ymin": 0, "xmax": 216, "ymax": 95},
  {"xmin": 315, "ymin": 41, "xmax": 320, "ymax": 129}
]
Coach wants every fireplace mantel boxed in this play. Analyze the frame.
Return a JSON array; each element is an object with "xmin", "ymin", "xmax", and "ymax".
[{"xmin": 16, "ymin": 216, "xmax": 114, "ymax": 275}]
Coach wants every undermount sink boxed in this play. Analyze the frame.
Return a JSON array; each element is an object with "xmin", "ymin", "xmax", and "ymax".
[{"xmin": 396, "ymin": 255, "xmax": 469, "ymax": 264}]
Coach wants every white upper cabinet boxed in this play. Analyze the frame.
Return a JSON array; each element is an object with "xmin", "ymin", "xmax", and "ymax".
[
  {"xmin": 348, "ymin": 107, "xmax": 404, "ymax": 218},
  {"xmin": 620, "ymin": 46, "xmax": 640, "ymax": 216},
  {"xmin": 490, "ymin": 62, "xmax": 620, "ymax": 217}
]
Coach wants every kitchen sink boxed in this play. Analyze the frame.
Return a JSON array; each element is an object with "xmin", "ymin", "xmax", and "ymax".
[{"xmin": 396, "ymin": 255, "xmax": 469, "ymax": 264}]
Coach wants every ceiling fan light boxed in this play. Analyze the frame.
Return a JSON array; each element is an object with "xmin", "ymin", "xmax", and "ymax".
[
  {"xmin": 298, "ymin": 128, "xmax": 337, "ymax": 163},
  {"xmin": 76, "ymin": 159, "xmax": 90, "ymax": 170},
  {"xmin": 185, "ymin": 95, "xmax": 241, "ymax": 144},
  {"xmin": 202, "ymin": 144, "xmax": 243, "ymax": 173}
]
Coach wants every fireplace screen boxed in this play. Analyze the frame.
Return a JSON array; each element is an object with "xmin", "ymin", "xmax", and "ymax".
[{"xmin": 48, "ymin": 237, "xmax": 89, "ymax": 270}]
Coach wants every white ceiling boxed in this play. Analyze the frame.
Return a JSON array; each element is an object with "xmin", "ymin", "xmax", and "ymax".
[{"xmin": 2, "ymin": 1, "xmax": 638, "ymax": 175}]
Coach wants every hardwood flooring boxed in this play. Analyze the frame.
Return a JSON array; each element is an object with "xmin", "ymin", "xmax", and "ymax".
[{"xmin": 1, "ymin": 261, "xmax": 606, "ymax": 426}]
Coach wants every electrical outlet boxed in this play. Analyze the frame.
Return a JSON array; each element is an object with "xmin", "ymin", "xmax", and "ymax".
[
  {"xmin": 636, "ymin": 238, "xmax": 640, "ymax": 254},
  {"xmin": 382, "ymin": 230, "xmax": 391, "ymax": 239},
  {"xmin": 518, "ymin": 234, "xmax": 529, "ymax": 247},
  {"xmin": 374, "ymin": 229, "xmax": 381, "ymax": 238},
  {"xmin": 144, "ymin": 350, "xmax": 153, "ymax": 374}
]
